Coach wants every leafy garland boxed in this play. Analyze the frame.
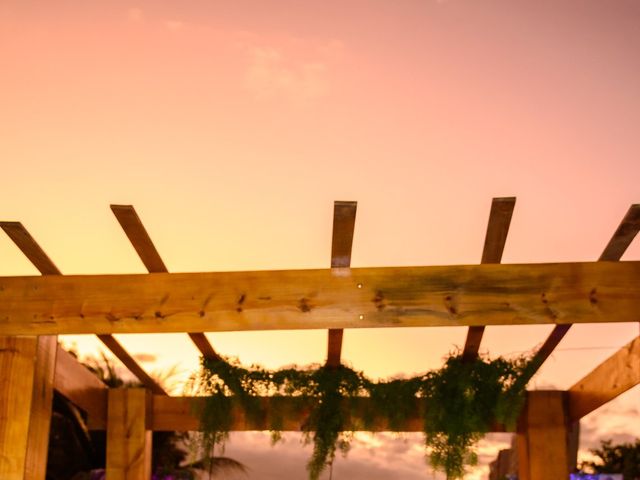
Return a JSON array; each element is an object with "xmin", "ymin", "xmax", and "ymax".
[{"xmin": 190, "ymin": 352, "xmax": 536, "ymax": 479}]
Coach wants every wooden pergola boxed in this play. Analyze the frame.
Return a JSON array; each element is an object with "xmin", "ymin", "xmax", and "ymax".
[{"xmin": 1, "ymin": 199, "xmax": 639, "ymax": 480}]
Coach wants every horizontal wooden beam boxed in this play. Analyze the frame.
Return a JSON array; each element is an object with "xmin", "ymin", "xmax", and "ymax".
[
  {"xmin": 568, "ymin": 335, "xmax": 640, "ymax": 421},
  {"xmin": 1, "ymin": 261, "xmax": 639, "ymax": 335},
  {"xmin": 153, "ymin": 396, "xmax": 511, "ymax": 433}
]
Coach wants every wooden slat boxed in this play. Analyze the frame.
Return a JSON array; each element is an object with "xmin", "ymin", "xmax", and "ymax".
[
  {"xmin": 0, "ymin": 222, "xmax": 61, "ymax": 275},
  {"xmin": 527, "ymin": 204, "xmax": 640, "ymax": 374},
  {"xmin": 463, "ymin": 197, "xmax": 515, "ymax": 361},
  {"xmin": 111, "ymin": 205, "xmax": 220, "ymax": 360},
  {"xmin": 568, "ymin": 335, "xmax": 640, "ymax": 421},
  {"xmin": 1, "ymin": 221, "xmax": 164, "ymax": 395},
  {"xmin": 96, "ymin": 334, "xmax": 166, "ymax": 395},
  {"xmin": 24, "ymin": 336, "xmax": 58, "ymax": 480},
  {"xmin": 599, "ymin": 204, "xmax": 640, "ymax": 261},
  {"xmin": 107, "ymin": 389, "xmax": 152, "ymax": 480},
  {"xmin": 110, "ymin": 205, "xmax": 167, "ymax": 273},
  {"xmin": 1, "ymin": 261, "xmax": 639, "ymax": 335},
  {"xmin": 53, "ymin": 345, "xmax": 108, "ymax": 429},
  {"xmin": 0, "ymin": 337, "xmax": 38, "ymax": 479},
  {"xmin": 327, "ymin": 201, "xmax": 357, "ymax": 367}
]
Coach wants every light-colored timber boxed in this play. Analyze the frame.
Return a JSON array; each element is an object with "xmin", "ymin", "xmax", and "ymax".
[
  {"xmin": 1, "ymin": 220, "xmax": 162, "ymax": 394},
  {"xmin": 463, "ymin": 197, "xmax": 515, "ymax": 361},
  {"xmin": 111, "ymin": 204, "xmax": 220, "ymax": 360},
  {"xmin": 24, "ymin": 336, "xmax": 58, "ymax": 480},
  {"xmin": 0, "ymin": 337, "xmax": 38, "ymax": 480},
  {"xmin": 327, "ymin": 200, "xmax": 357, "ymax": 367},
  {"xmin": 528, "ymin": 204, "xmax": 640, "ymax": 375},
  {"xmin": 106, "ymin": 389, "xmax": 152, "ymax": 480},
  {"xmin": 568, "ymin": 335, "xmax": 640, "ymax": 421},
  {"xmin": 518, "ymin": 391, "xmax": 574, "ymax": 480},
  {"xmin": 0, "ymin": 261, "xmax": 639, "ymax": 335},
  {"xmin": 53, "ymin": 345, "xmax": 108, "ymax": 429}
]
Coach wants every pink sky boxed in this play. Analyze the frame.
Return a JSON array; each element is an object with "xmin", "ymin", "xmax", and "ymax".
[{"xmin": 1, "ymin": 1, "xmax": 639, "ymax": 478}]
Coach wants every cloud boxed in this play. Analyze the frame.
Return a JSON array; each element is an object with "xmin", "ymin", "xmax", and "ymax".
[
  {"xmin": 132, "ymin": 353, "xmax": 156, "ymax": 363},
  {"xmin": 238, "ymin": 36, "xmax": 345, "ymax": 106},
  {"xmin": 165, "ymin": 20, "xmax": 184, "ymax": 32}
]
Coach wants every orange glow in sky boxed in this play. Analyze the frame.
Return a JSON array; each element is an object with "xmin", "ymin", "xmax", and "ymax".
[{"xmin": 1, "ymin": 1, "xmax": 639, "ymax": 478}]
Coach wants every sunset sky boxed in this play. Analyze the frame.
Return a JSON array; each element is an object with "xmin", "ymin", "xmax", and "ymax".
[{"xmin": 1, "ymin": 1, "xmax": 639, "ymax": 478}]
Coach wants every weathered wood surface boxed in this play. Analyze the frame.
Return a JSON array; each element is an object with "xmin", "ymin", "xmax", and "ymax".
[
  {"xmin": 568, "ymin": 336, "xmax": 640, "ymax": 421},
  {"xmin": 112, "ymin": 204, "xmax": 220, "ymax": 360},
  {"xmin": 24, "ymin": 336, "xmax": 58, "ymax": 480},
  {"xmin": 527, "ymin": 204, "xmax": 640, "ymax": 375},
  {"xmin": 327, "ymin": 201, "xmax": 357, "ymax": 367},
  {"xmin": 106, "ymin": 389, "xmax": 152, "ymax": 480},
  {"xmin": 0, "ymin": 337, "xmax": 37, "ymax": 479},
  {"xmin": 518, "ymin": 391, "xmax": 574, "ymax": 480},
  {"xmin": 463, "ymin": 197, "xmax": 515, "ymax": 361},
  {"xmin": 0, "ymin": 261, "xmax": 638, "ymax": 335},
  {"xmin": 53, "ymin": 345, "xmax": 108, "ymax": 429}
]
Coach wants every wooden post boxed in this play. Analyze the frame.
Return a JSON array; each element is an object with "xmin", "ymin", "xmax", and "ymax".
[
  {"xmin": 0, "ymin": 336, "xmax": 58, "ymax": 480},
  {"xmin": 107, "ymin": 389, "xmax": 152, "ymax": 480},
  {"xmin": 24, "ymin": 336, "xmax": 58, "ymax": 480},
  {"xmin": 518, "ymin": 391, "xmax": 578, "ymax": 480}
]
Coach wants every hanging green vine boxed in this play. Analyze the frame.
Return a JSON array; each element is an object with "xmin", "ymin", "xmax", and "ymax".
[{"xmin": 190, "ymin": 352, "xmax": 534, "ymax": 480}]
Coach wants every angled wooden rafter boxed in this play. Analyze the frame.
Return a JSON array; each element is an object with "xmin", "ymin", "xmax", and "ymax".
[
  {"xmin": 568, "ymin": 335, "xmax": 640, "ymax": 421},
  {"xmin": 111, "ymin": 205, "xmax": 221, "ymax": 361},
  {"xmin": 0, "ymin": 221, "xmax": 166, "ymax": 395},
  {"xmin": 526, "ymin": 204, "xmax": 640, "ymax": 376},
  {"xmin": 326, "ymin": 201, "xmax": 357, "ymax": 368},
  {"xmin": 462, "ymin": 197, "xmax": 515, "ymax": 361}
]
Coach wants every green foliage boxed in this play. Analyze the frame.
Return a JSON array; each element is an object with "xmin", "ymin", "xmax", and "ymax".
[
  {"xmin": 580, "ymin": 439, "xmax": 640, "ymax": 480},
  {"xmin": 192, "ymin": 353, "xmax": 533, "ymax": 480}
]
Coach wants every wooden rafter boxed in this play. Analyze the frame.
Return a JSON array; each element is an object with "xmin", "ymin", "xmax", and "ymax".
[
  {"xmin": 0, "ymin": 221, "xmax": 166, "ymax": 395},
  {"xmin": 327, "ymin": 201, "xmax": 357, "ymax": 367},
  {"xmin": 526, "ymin": 204, "xmax": 640, "ymax": 375},
  {"xmin": 568, "ymin": 335, "xmax": 640, "ymax": 421},
  {"xmin": 1, "ymin": 261, "xmax": 639, "ymax": 335},
  {"xmin": 462, "ymin": 197, "xmax": 515, "ymax": 361},
  {"xmin": 111, "ymin": 205, "xmax": 220, "ymax": 361}
]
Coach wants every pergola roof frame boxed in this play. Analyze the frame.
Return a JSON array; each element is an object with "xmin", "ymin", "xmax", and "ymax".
[{"xmin": 1, "ymin": 198, "xmax": 639, "ymax": 480}]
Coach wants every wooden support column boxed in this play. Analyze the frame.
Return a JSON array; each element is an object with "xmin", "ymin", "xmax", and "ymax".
[
  {"xmin": 0, "ymin": 337, "xmax": 38, "ymax": 479},
  {"xmin": 517, "ymin": 391, "xmax": 577, "ymax": 480},
  {"xmin": 107, "ymin": 389, "xmax": 152, "ymax": 480}
]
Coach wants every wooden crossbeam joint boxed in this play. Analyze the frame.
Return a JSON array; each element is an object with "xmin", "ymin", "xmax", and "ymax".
[
  {"xmin": 462, "ymin": 197, "xmax": 515, "ymax": 361},
  {"xmin": 327, "ymin": 201, "xmax": 357, "ymax": 368}
]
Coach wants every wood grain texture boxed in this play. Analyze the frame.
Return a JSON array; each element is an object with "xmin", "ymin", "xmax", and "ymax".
[
  {"xmin": 599, "ymin": 204, "xmax": 640, "ymax": 261},
  {"xmin": 463, "ymin": 197, "xmax": 515, "ymax": 361},
  {"xmin": 1, "ymin": 261, "xmax": 639, "ymax": 335},
  {"xmin": 53, "ymin": 346, "xmax": 108, "ymax": 429},
  {"xmin": 24, "ymin": 336, "xmax": 58, "ymax": 480},
  {"xmin": 110, "ymin": 205, "xmax": 167, "ymax": 273},
  {"xmin": 568, "ymin": 336, "xmax": 640, "ymax": 421},
  {"xmin": 0, "ymin": 222, "xmax": 61, "ymax": 275},
  {"xmin": 96, "ymin": 335, "xmax": 166, "ymax": 395},
  {"xmin": 528, "ymin": 204, "xmax": 640, "ymax": 376},
  {"xmin": 519, "ymin": 391, "xmax": 572, "ymax": 480},
  {"xmin": 112, "ymin": 205, "xmax": 220, "ymax": 360},
  {"xmin": 0, "ymin": 337, "xmax": 38, "ymax": 479},
  {"xmin": 106, "ymin": 389, "xmax": 152, "ymax": 480},
  {"xmin": 327, "ymin": 201, "xmax": 357, "ymax": 367}
]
